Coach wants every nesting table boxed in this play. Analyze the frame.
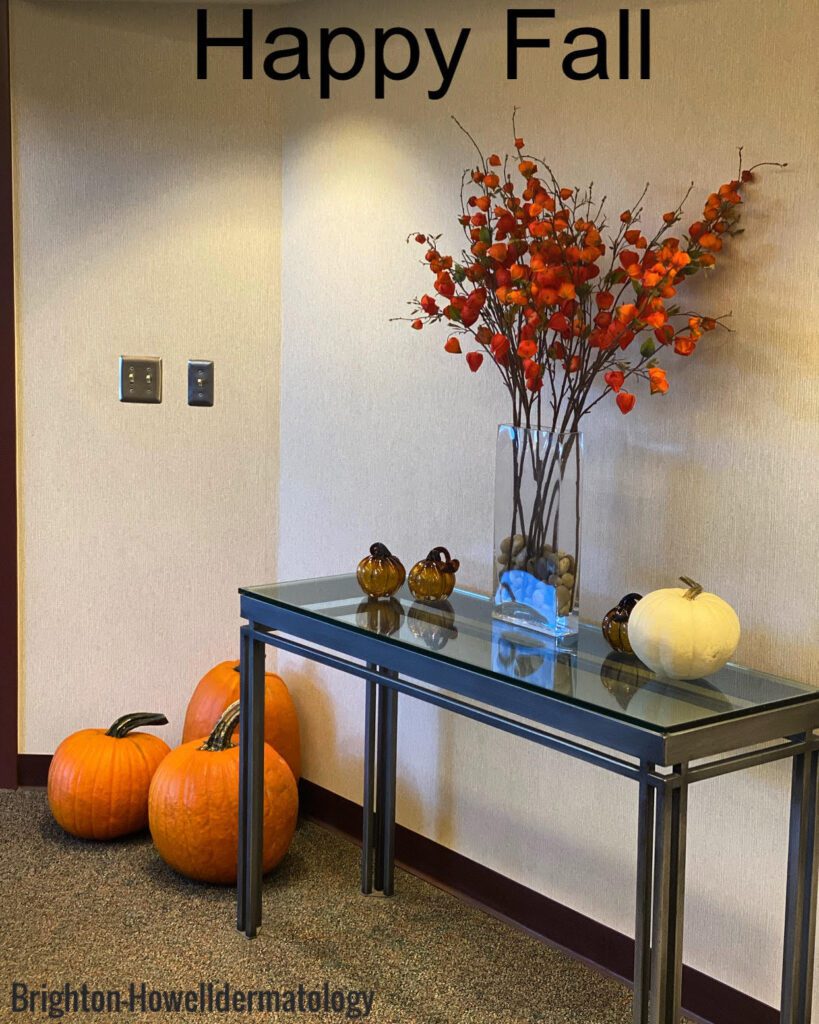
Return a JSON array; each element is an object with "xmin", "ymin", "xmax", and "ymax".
[{"xmin": 236, "ymin": 576, "xmax": 819, "ymax": 1024}]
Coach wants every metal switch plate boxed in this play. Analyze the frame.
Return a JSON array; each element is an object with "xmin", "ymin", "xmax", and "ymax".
[
  {"xmin": 119, "ymin": 356, "xmax": 162, "ymax": 403},
  {"xmin": 188, "ymin": 360, "xmax": 214, "ymax": 407}
]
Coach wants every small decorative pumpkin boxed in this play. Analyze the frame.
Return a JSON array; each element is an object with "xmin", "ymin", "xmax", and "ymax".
[
  {"xmin": 48, "ymin": 712, "xmax": 170, "ymax": 840},
  {"xmin": 356, "ymin": 542, "xmax": 406, "ymax": 598},
  {"xmin": 408, "ymin": 547, "xmax": 460, "ymax": 602},
  {"xmin": 356, "ymin": 597, "xmax": 404, "ymax": 636},
  {"xmin": 149, "ymin": 702, "xmax": 298, "ymax": 885},
  {"xmin": 629, "ymin": 576, "xmax": 741, "ymax": 680},
  {"xmin": 601, "ymin": 593, "xmax": 643, "ymax": 653},
  {"xmin": 407, "ymin": 600, "xmax": 458, "ymax": 650},
  {"xmin": 182, "ymin": 660, "xmax": 301, "ymax": 780}
]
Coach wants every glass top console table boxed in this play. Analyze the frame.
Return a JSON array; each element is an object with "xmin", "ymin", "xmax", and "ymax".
[{"xmin": 236, "ymin": 575, "xmax": 819, "ymax": 1024}]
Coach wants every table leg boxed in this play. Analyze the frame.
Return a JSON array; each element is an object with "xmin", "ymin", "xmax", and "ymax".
[
  {"xmin": 365, "ymin": 670, "xmax": 399, "ymax": 897},
  {"xmin": 649, "ymin": 765, "xmax": 688, "ymax": 1024},
  {"xmin": 633, "ymin": 764, "xmax": 655, "ymax": 1024},
  {"xmin": 374, "ymin": 678, "xmax": 390, "ymax": 893},
  {"xmin": 361, "ymin": 674, "xmax": 377, "ymax": 894},
  {"xmin": 781, "ymin": 742, "xmax": 819, "ymax": 1024},
  {"xmin": 237, "ymin": 626, "xmax": 251, "ymax": 933},
  {"xmin": 237, "ymin": 630, "xmax": 266, "ymax": 938},
  {"xmin": 379, "ymin": 684, "xmax": 399, "ymax": 896}
]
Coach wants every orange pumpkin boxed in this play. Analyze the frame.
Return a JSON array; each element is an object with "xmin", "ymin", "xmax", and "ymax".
[
  {"xmin": 149, "ymin": 702, "xmax": 298, "ymax": 884},
  {"xmin": 182, "ymin": 660, "xmax": 301, "ymax": 780},
  {"xmin": 47, "ymin": 712, "xmax": 170, "ymax": 840}
]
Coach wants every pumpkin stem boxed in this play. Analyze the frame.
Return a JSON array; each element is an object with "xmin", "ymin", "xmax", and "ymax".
[
  {"xmin": 105, "ymin": 712, "xmax": 168, "ymax": 738},
  {"xmin": 428, "ymin": 546, "xmax": 461, "ymax": 573},
  {"xmin": 199, "ymin": 700, "xmax": 241, "ymax": 752},
  {"xmin": 369, "ymin": 542, "xmax": 393, "ymax": 559},
  {"xmin": 680, "ymin": 576, "xmax": 704, "ymax": 600}
]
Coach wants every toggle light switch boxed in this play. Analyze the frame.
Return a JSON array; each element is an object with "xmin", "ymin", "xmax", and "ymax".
[
  {"xmin": 188, "ymin": 360, "xmax": 214, "ymax": 407},
  {"xmin": 119, "ymin": 356, "xmax": 162, "ymax": 403}
]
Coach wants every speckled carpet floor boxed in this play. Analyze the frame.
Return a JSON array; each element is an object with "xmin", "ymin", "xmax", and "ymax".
[{"xmin": 0, "ymin": 789, "xmax": 678, "ymax": 1023}]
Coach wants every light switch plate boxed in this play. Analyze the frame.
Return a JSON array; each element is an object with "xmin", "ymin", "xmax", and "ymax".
[
  {"xmin": 188, "ymin": 359, "xmax": 214, "ymax": 407},
  {"xmin": 119, "ymin": 356, "xmax": 162, "ymax": 403}
]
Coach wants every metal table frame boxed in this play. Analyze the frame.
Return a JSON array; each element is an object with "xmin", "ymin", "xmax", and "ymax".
[{"xmin": 237, "ymin": 591, "xmax": 819, "ymax": 1024}]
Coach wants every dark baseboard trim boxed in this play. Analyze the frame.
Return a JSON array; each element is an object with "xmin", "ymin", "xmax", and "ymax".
[
  {"xmin": 298, "ymin": 778, "xmax": 780, "ymax": 1024},
  {"xmin": 17, "ymin": 753, "xmax": 52, "ymax": 787},
  {"xmin": 12, "ymin": 759, "xmax": 777, "ymax": 1023}
]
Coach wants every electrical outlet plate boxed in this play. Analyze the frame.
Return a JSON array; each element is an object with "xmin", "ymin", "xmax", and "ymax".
[
  {"xmin": 119, "ymin": 356, "xmax": 162, "ymax": 403},
  {"xmin": 188, "ymin": 359, "xmax": 214, "ymax": 407}
]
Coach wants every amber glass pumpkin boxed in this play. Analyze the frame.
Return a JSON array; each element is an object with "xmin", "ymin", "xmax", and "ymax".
[
  {"xmin": 357, "ymin": 542, "xmax": 406, "ymax": 598},
  {"xmin": 48, "ymin": 712, "xmax": 170, "ymax": 840},
  {"xmin": 408, "ymin": 547, "xmax": 460, "ymax": 602},
  {"xmin": 149, "ymin": 702, "xmax": 298, "ymax": 885},
  {"xmin": 601, "ymin": 593, "xmax": 643, "ymax": 653},
  {"xmin": 356, "ymin": 597, "xmax": 403, "ymax": 636},
  {"xmin": 182, "ymin": 660, "xmax": 301, "ymax": 780}
]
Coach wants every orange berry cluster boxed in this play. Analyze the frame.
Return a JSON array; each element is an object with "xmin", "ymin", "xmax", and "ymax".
[{"xmin": 406, "ymin": 136, "xmax": 776, "ymax": 418}]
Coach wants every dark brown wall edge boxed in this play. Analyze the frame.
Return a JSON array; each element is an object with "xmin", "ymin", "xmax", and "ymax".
[
  {"xmin": 15, "ymin": 757, "xmax": 779, "ymax": 1024},
  {"xmin": 0, "ymin": 0, "xmax": 19, "ymax": 791}
]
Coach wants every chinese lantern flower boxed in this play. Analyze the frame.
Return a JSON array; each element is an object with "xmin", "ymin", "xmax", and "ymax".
[
  {"xmin": 435, "ymin": 272, "xmax": 456, "ymax": 298},
  {"xmin": 654, "ymin": 325, "xmax": 675, "ymax": 345},
  {"xmin": 548, "ymin": 312, "xmax": 571, "ymax": 334},
  {"xmin": 491, "ymin": 333, "xmax": 511, "ymax": 363},
  {"xmin": 401, "ymin": 124, "xmax": 783, "ymax": 426},
  {"xmin": 648, "ymin": 368, "xmax": 669, "ymax": 394},
  {"xmin": 674, "ymin": 336, "xmax": 697, "ymax": 356},
  {"xmin": 699, "ymin": 233, "xmax": 722, "ymax": 251}
]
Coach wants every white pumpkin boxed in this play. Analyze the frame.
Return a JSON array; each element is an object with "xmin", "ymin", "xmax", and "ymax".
[{"xmin": 628, "ymin": 577, "xmax": 740, "ymax": 680}]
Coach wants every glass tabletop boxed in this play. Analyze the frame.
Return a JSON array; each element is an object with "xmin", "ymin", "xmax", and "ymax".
[{"xmin": 240, "ymin": 575, "xmax": 818, "ymax": 736}]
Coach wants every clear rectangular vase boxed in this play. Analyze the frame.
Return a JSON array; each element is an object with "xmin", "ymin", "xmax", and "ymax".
[{"xmin": 492, "ymin": 426, "xmax": 583, "ymax": 641}]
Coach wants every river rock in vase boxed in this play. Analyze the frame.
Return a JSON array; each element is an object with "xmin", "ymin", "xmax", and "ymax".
[{"xmin": 492, "ymin": 426, "xmax": 582, "ymax": 641}]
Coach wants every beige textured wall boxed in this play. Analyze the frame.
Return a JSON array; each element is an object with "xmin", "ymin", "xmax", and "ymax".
[
  {"xmin": 275, "ymin": 0, "xmax": 819, "ymax": 1009},
  {"xmin": 12, "ymin": 1, "xmax": 282, "ymax": 750}
]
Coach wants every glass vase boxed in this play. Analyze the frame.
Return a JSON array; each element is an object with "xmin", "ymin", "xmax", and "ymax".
[{"xmin": 492, "ymin": 426, "xmax": 583, "ymax": 641}]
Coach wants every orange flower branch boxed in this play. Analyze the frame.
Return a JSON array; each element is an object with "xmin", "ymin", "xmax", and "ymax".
[{"xmin": 398, "ymin": 120, "xmax": 785, "ymax": 430}]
